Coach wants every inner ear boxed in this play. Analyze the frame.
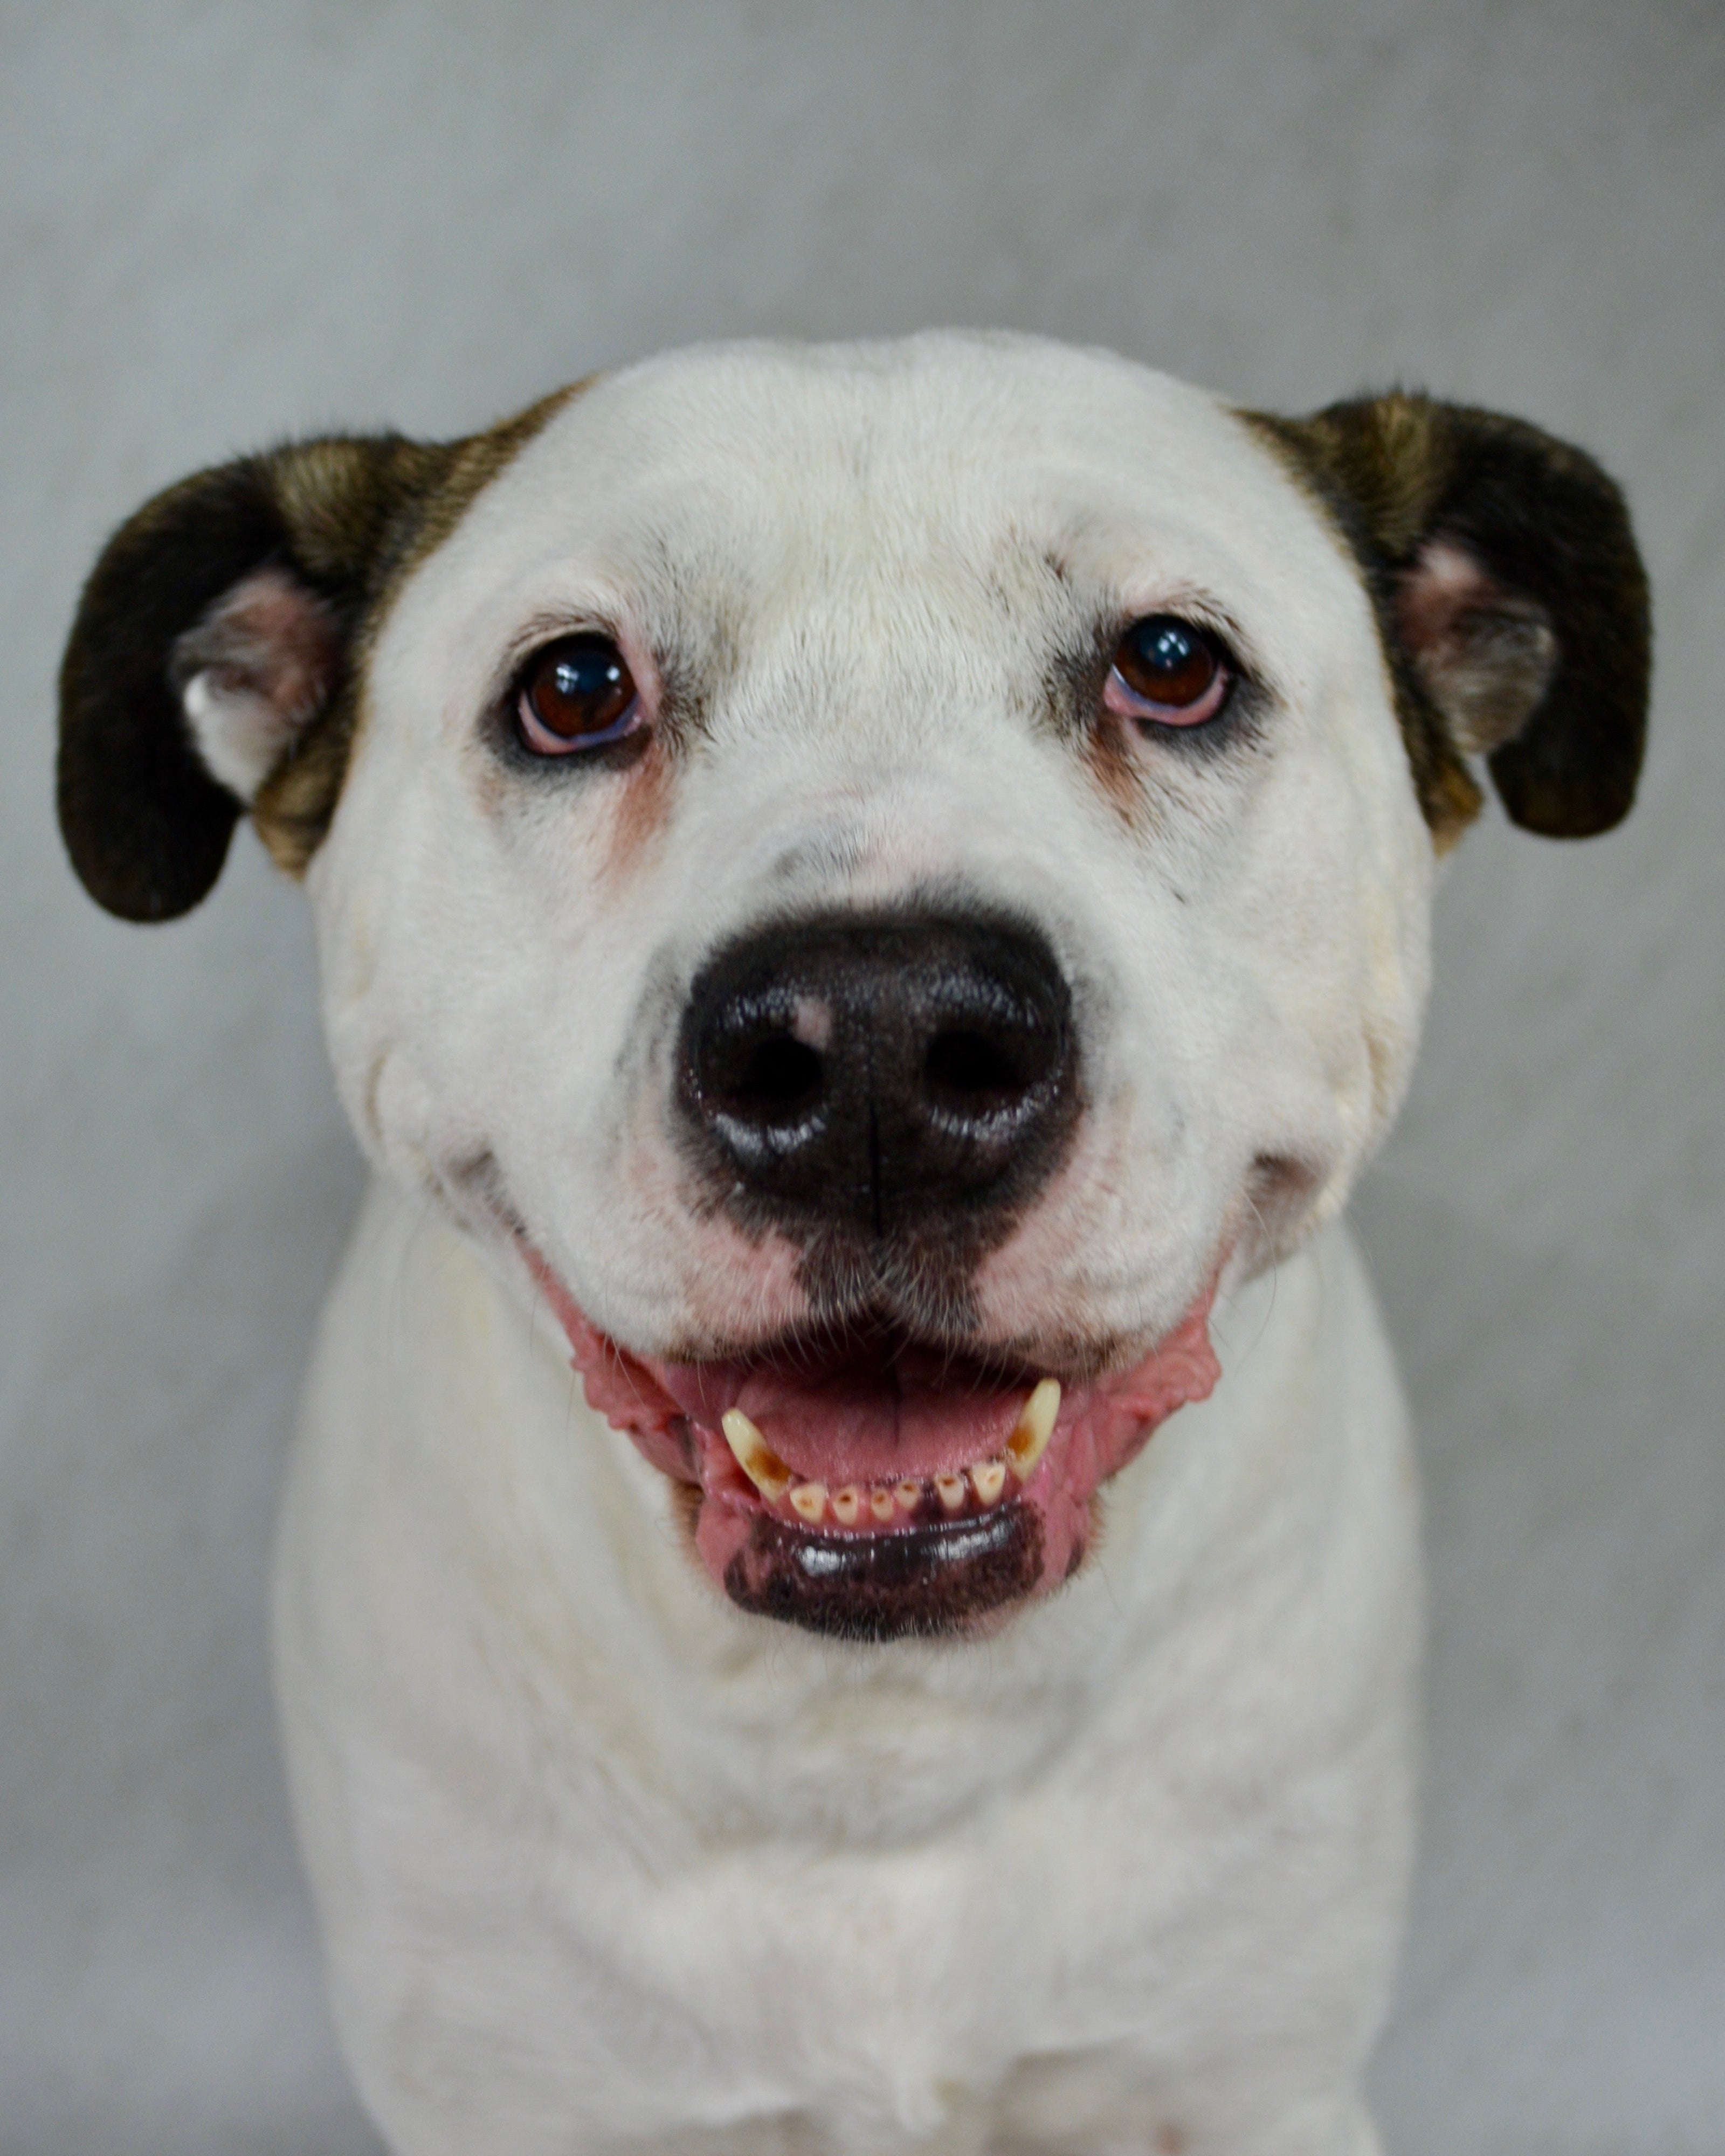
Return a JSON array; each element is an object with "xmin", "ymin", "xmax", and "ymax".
[
  {"xmin": 1248, "ymin": 392, "xmax": 1651, "ymax": 842},
  {"xmin": 174, "ymin": 565, "xmax": 346, "ymax": 802},
  {"xmin": 1394, "ymin": 536, "xmax": 1558, "ymax": 756}
]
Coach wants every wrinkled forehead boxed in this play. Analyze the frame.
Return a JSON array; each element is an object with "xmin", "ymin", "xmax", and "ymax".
[{"xmin": 389, "ymin": 336, "xmax": 1346, "ymax": 673}]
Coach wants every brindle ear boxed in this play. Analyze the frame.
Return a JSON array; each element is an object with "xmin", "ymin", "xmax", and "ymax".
[
  {"xmin": 57, "ymin": 431, "xmax": 459, "ymax": 921},
  {"xmin": 1249, "ymin": 393, "xmax": 1651, "ymax": 844}
]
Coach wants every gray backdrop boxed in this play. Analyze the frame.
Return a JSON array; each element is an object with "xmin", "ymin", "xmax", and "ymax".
[{"xmin": 3, "ymin": 4, "xmax": 1721, "ymax": 2151}]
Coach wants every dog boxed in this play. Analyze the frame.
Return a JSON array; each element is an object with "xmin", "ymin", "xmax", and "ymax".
[{"xmin": 58, "ymin": 334, "xmax": 1648, "ymax": 2156}]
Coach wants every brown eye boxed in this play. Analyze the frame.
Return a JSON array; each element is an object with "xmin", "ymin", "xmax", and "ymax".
[
  {"xmin": 516, "ymin": 636, "xmax": 639, "ymax": 754},
  {"xmin": 1106, "ymin": 616, "xmax": 1230, "ymax": 728}
]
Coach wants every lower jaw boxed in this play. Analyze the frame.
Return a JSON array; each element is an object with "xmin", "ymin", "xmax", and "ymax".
[
  {"xmin": 515, "ymin": 1237, "xmax": 1219, "ymax": 1643},
  {"xmin": 694, "ymin": 1485, "xmax": 1082, "ymax": 1642}
]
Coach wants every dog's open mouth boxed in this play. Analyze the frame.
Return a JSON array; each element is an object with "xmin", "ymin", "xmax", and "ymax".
[{"xmin": 523, "ymin": 1249, "xmax": 1219, "ymax": 1640}]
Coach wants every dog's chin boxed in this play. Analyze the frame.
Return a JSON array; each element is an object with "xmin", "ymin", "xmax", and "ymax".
[
  {"xmin": 710, "ymin": 1503, "xmax": 1046, "ymax": 1643},
  {"xmin": 520, "ymin": 1244, "xmax": 1220, "ymax": 1642}
]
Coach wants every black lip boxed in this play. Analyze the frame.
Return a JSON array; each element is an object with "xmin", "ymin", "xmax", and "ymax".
[{"xmin": 721, "ymin": 1501, "xmax": 1043, "ymax": 1642}]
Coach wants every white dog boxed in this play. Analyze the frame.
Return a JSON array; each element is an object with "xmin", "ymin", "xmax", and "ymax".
[{"xmin": 59, "ymin": 335, "xmax": 1648, "ymax": 2156}]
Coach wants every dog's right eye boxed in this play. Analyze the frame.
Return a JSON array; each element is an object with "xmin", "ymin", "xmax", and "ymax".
[
  {"xmin": 515, "ymin": 637, "xmax": 640, "ymax": 755},
  {"xmin": 1104, "ymin": 616, "xmax": 1232, "ymax": 729}
]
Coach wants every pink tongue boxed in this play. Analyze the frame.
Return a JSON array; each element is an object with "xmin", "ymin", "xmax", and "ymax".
[
  {"xmin": 521, "ymin": 1240, "xmax": 1222, "ymax": 1498},
  {"xmin": 646, "ymin": 1349, "xmax": 1025, "ymax": 1482}
]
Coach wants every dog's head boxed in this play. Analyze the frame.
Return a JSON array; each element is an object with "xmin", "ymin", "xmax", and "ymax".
[{"xmin": 59, "ymin": 335, "xmax": 1648, "ymax": 1640}]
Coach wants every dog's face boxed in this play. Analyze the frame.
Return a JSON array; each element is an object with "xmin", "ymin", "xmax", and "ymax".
[{"xmin": 59, "ymin": 335, "xmax": 1648, "ymax": 1640}]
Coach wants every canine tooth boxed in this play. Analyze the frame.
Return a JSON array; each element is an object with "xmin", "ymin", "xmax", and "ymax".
[
  {"xmin": 831, "ymin": 1485, "xmax": 862, "ymax": 1525},
  {"xmin": 720, "ymin": 1409, "xmax": 794, "ymax": 1501},
  {"xmin": 869, "ymin": 1486, "xmax": 898, "ymax": 1523},
  {"xmin": 789, "ymin": 1481, "xmax": 829, "ymax": 1523},
  {"xmin": 895, "ymin": 1481, "xmax": 921, "ymax": 1513},
  {"xmin": 1006, "ymin": 1377, "xmax": 1062, "ymax": 1480},
  {"xmin": 934, "ymin": 1472, "xmax": 967, "ymax": 1512},
  {"xmin": 970, "ymin": 1459, "xmax": 1008, "ymax": 1505}
]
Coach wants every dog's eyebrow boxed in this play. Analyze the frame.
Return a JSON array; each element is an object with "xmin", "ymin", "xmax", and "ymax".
[
  {"xmin": 1105, "ymin": 584, "xmax": 1252, "ymax": 652},
  {"xmin": 498, "ymin": 606, "xmax": 632, "ymax": 667}
]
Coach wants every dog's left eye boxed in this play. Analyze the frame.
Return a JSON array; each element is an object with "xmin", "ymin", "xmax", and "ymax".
[
  {"xmin": 1104, "ymin": 616, "xmax": 1231, "ymax": 728},
  {"xmin": 515, "ymin": 637, "xmax": 640, "ymax": 754}
]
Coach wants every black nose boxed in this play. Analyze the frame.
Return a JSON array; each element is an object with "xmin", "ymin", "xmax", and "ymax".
[{"xmin": 678, "ymin": 910, "xmax": 1078, "ymax": 1236}]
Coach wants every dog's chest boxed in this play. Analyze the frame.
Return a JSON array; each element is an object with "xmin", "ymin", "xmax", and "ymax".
[
  {"xmin": 370, "ymin": 1667, "xmax": 1267, "ymax": 2144},
  {"xmin": 278, "ymin": 1190, "xmax": 1414, "ymax": 2149}
]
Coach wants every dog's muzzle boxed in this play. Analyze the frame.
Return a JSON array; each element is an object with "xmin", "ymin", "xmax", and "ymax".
[{"xmin": 518, "ymin": 906, "xmax": 1214, "ymax": 1641}]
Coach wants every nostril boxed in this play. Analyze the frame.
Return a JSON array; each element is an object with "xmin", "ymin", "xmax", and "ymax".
[
  {"xmin": 680, "ymin": 909, "xmax": 1078, "ymax": 1226},
  {"xmin": 731, "ymin": 1034, "xmax": 825, "ymax": 1123},
  {"xmin": 923, "ymin": 1027, "xmax": 1037, "ymax": 1117}
]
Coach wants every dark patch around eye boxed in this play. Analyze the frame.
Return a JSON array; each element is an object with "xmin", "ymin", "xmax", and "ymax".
[{"xmin": 1042, "ymin": 600, "xmax": 1260, "ymax": 742}]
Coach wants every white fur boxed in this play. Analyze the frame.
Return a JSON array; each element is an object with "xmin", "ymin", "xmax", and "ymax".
[
  {"xmin": 277, "ymin": 1190, "xmax": 1416, "ymax": 2156},
  {"xmin": 225, "ymin": 336, "xmax": 1441, "ymax": 2152},
  {"xmin": 181, "ymin": 665, "xmax": 293, "ymax": 799}
]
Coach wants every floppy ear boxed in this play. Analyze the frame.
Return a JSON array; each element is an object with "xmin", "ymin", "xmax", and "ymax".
[
  {"xmin": 1249, "ymin": 393, "xmax": 1651, "ymax": 844},
  {"xmin": 56, "ymin": 432, "xmax": 467, "ymax": 921}
]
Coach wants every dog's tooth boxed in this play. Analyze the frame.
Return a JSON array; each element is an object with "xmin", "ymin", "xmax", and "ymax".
[
  {"xmin": 970, "ymin": 1459, "xmax": 1008, "ymax": 1505},
  {"xmin": 895, "ymin": 1481, "xmax": 921, "ymax": 1514},
  {"xmin": 720, "ymin": 1409, "xmax": 794, "ymax": 1502},
  {"xmin": 788, "ymin": 1481, "xmax": 829, "ymax": 1524},
  {"xmin": 869, "ymin": 1486, "xmax": 898, "ymax": 1523},
  {"xmin": 934, "ymin": 1472, "xmax": 967, "ymax": 1513},
  {"xmin": 1006, "ymin": 1377, "xmax": 1062, "ymax": 1480},
  {"xmin": 831, "ymin": 1485, "xmax": 862, "ymax": 1525}
]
